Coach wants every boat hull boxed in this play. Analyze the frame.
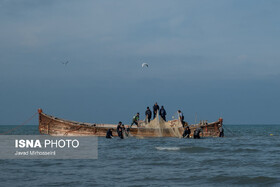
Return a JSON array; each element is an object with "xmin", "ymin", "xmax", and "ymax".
[{"xmin": 38, "ymin": 112, "xmax": 222, "ymax": 138}]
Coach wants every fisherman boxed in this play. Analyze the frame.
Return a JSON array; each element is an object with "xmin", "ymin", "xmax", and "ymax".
[
  {"xmin": 121, "ymin": 124, "xmax": 129, "ymax": 137},
  {"xmin": 178, "ymin": 110, "xmax": 185, "ymax": 127},
  {"xmin": 193, "ymin": 128, "xmax": 201, "ymax": 139},
  {"xmin": 145, "ymin": 107, "xmax": 152, "ymax": 123},
  {"xmin": 153, "ymin": 102, "xmax": 159, "ymax": 119},
  {"xmin": 219, "ymin": 125, "xmax": 224, "ymax": 137},
  {"xmin": 106, "ymin": 128, "xmax": 113, "ymax": 139},
  {"xmin": 159, "ymin": 106, "xmax": 167, "ymax": 121},
  {"xmin": 182, "ymin": 126, "xmax": 191, "ymax": 138},
  {"xmin": 117, "ymin": 121, "xmax": 124, "ymax": 139},
  {"xmin": 130, "ymin": 113, "xmax": 140, "ymax": 128}
]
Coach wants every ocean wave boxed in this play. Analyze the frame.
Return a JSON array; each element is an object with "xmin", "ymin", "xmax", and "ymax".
[
  {"xmin": 155, "ymin": 146, "xmax": 212, "ymax": 153},
  {"xmin": 155, "ymin": 147, "xmax": 180, "ymax": 151}
]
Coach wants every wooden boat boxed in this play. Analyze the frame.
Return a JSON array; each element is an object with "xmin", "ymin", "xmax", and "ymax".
[{"xmin": 38, "ymin": 109, "xmax": 223, "ymax": 138}]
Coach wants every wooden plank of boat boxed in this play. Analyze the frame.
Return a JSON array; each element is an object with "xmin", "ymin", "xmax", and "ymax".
[{"xmin": 38, "ymin": 109, "xmax": 223, "ymax": 137}]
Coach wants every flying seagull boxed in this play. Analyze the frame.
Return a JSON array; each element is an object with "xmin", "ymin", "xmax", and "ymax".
[
  {"xmin": 142, "ymin": 63, "xmax": 148, "ymax": 68},
  {"xmin": 61, "ymin": 61, "xmax": 69, "ymax": 66}
]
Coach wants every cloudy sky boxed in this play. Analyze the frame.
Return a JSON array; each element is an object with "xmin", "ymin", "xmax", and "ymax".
[{"xmin": 1, "ymin": 0, "xmax": 280, "ymax": 125}]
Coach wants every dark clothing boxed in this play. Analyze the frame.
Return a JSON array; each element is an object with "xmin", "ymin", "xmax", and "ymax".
[
  {"xmin": 122, "ymin": 126, "xmax": 128, "ymax": 137},
  {"xmin": 179, "ymin": 112, "xmax": 185, "ymax": 127},
  {"xmin": 153, "ymin": 105, "xmax": 159, "ymax": 112},
  {"xmin": 130, "ymin": 120, "xmax": 138, "ymax": 127},
  {"xmin": 117, "ymin": 125, "xmax": 123, "ymax": 139},
  {"xmin": 153, "ymin": 105, "xmax": 159, "ymax": 119},
  {"xmin": 106, "ymin": 129, "xmax": 113, "ymax": 138},
  {"xmin": 117, "ymin": 125, "xmax": 121, "ymax": 133},
  {"xmin": 219, "ymin": 126, "xmax": 224, "ymax": 137},
  {"xmin": 159, "ymin": 108, "xmax": 167, "ymax": 121},
  {"xmin": 145, "ymin": 109, "xmax": 152, "ymax": 117},
  {"xmin": 182, "ymin": 128, "xmax": 191, "ymax": 138},
  {"xmin": 118, "ymin": 131, "xmax": 123, "ymax": 139},
  {"xmin": 145, "ymin": 109, "xmax": 152, "ymax": 122},
  {"xmin": 180, "ymin": 119, "xmax": 185, "ymax": 127},
  {"xmin": 193, "ymin": 128, "xmax": 201, "ymax": 139}
]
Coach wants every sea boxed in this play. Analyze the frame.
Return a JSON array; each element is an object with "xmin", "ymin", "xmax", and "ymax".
[{"xmin": 0, "ymin": 125, "xmax": 279, "ymax": 187}]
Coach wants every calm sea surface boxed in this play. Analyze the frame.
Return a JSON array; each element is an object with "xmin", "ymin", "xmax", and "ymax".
[{"xmin": 0, "ymin": 125, "xmax": 279, "ymax": 186}]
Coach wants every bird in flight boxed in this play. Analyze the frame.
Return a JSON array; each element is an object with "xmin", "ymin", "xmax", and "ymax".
[
  {"xmin": 142, "ymin": 63, "xmax": 148, "ymax": 68},
  {"xmin": 61, "ymin": 61, "xmax": 69, "ymax": 66},
  {"xmin": 138, "ymin": 57, "xmax": 149, "ymax": 68}
]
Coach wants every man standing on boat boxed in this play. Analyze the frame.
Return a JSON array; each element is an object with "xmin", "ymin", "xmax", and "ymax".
[
  {"xmin": 159, "ymin": 106, "xmax": 167, "ymax": 121},
  {"xmin": 130, "ymin": 113, "xmax": 140, "ymax": 128},
  {"xmin": 145, "ymin": 107, "xmax": 152, "ymax": 123},
  {"xmin": 153, "ymin": 102, "xmax": 159, "ymax": 119},
  {"xmin": 178, "ymin": 110, "xmax": 185, "ymax": 127}
]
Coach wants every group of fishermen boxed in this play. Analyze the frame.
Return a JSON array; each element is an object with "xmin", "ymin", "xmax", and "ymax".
[
  {"xmin": 130, "ymin": 102, "xmax": 167, "ymax": 128},
  {"xmin": 106, "ymin": 102, "xmax": 224, "ymax": 139},
  {"xmin": 106, "ymin": 121, "xmax": 128, "ymax": 139},
  {"xmin": 182, "ymin": 124, "xmax": 224, "ymax": 139},
  {"xmin": 144, "ymin": 102, "xmax": 167, "ymax": 123},
  {"xmin": 181, "ymin": 124, "xmax": 224, "ymax": 139},
  {"xmin": 107, "ymin": 102, "xmax": 168, "ymax": 139},
  {"xmin": 106, "ymin": 123, "xmax": 224, "ymax": 139},
  {"xmin": 182, "ymin": 126, "xmax": 202, "ymax": 139}
]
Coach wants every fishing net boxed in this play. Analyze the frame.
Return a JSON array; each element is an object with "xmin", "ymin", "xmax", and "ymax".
[{"xmin": 137, "ymin": 112, "xmax": 182, "ymax": 138}]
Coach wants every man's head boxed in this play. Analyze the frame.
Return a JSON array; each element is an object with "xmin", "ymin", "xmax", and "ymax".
[
  {"xmin": 137, "ymin": 113, "xmax": 139, "ymax": 116},
  {"xmin": 155, "ymin": 102, "xmax": 158, "ymax": 106},
  {"xmin": 147, "ymin": 107, "xmax": 149, "ymax": 109},
  {"xmin": 161, "ymin": 106, "xmax": 164, "ymax": 109},
  {"xmin": 118, "ymin": 121, "xmax": 122, "ymax": 125},
  {"xmin": 178, "ymin": 110, "xmax": 181, "ymax": 113}
]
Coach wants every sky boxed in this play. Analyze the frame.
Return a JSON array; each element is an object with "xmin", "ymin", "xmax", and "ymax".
[{"xmin": 0, "ymin": 0, "xmax": 280, "ymax": 125}]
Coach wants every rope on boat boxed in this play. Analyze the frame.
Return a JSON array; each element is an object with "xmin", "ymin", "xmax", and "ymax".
[{"xmin": 0, "ymin": 112, "xmax": 38, "ymax": 135}]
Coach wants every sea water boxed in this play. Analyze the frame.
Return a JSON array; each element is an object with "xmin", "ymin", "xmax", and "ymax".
[{"xmin": 0, "ymin": 125, "xmax": 279, "ymax": 186}]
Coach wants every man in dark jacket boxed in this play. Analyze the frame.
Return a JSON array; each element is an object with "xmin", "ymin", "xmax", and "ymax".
[
  {"xmin": 182, "ymin": 126, "xmax": 191, "ymax": 138},
  {"xmin": 153, "ymin": 102, "xmax": 159, "ymax": 119},
  {"xmin": 145, "ymin": 107, "xmax": 152, "ymax": 123},
  {"xmin": 106, "ymin": 128, "xmax": 113, "ymax": 138},
  {"xmin": 117, "ymin": 121, "xmax": 124, "ymax": 139},
  {"xmin": 193, "ymin": 128, "xmax": 202, "ymax": 139},
  {"xmin": 159, "ymin": 106, "xmax": 167, "ymax": 121}
]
